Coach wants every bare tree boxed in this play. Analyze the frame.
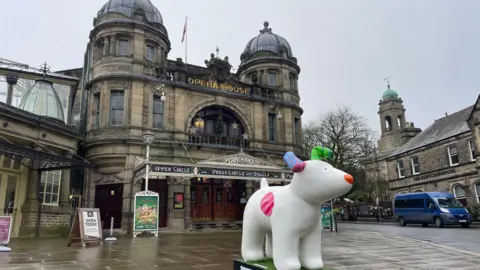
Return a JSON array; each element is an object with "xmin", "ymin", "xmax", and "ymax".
[{"xmin": 302, "ymin": 105, "xmax": 376, "ymax": 169}]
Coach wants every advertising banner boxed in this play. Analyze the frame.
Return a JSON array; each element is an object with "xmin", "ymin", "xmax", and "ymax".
[
  {"xmin": 321, "ymin": 204, "xmax": 332, "ymax": 229},
  {"xmin": 133, "ymin": 191, "xmax": 159, "ymax": 234},
  {"xmin": 0, "ymin": 216, "xmax": 12, "ymax": 245},
  {"xmin": 82, "ymin": 210, "xmax": 101, "ymax": 239}
]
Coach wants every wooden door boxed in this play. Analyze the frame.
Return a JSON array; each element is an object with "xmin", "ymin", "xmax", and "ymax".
[
  {"xmin": 95, "ymin": 184, "xmax": 123, "ymax": 229},
  {"xmin": 190, "ymin": 185, "xmax": 198, "ymax": 222},
  {"xmin": 213, "ymin": 185, "xmax": 225, "ymax": 221},
  {"xmin": 197, "ymin": 185, "xmax": 212, "ymax": 221},
  {"xmin": 145, "ymin": 180, "xmax": 168, "ymax": 228},
  {"xmin": 225, "ymin": 185, "xmax": 236, "ymax": 221}
]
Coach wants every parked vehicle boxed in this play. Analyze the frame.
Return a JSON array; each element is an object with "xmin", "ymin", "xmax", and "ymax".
[{"xmin": 393, "ymin": 192, "xmax": 472, "ymax": 228}]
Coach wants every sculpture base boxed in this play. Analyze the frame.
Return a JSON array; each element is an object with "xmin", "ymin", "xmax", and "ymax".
[{"xmin": 233, "ymin": 259, "xmax": 328, "ymax": 270}]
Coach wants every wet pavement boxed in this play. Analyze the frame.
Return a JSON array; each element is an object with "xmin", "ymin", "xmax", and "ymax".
[
  {"xmin": 340, "ymin": 223, "xmax": 480, "ymax": 254},
  {"xmin": 1, "ymin": 230, "xmax": 479, "ymax": 270}
]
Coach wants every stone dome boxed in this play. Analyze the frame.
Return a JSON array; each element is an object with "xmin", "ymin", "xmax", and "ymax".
[
  {"xmin": 97, "ymin": 0, "xmax": 164, "ymax": 26},
  {"xmin": 19, "ymin": 79, "xmax": 65, "ymax": 122},
  {"xmin": 240, "ymin": 21, "xmax": 296, "ymax": 64}
]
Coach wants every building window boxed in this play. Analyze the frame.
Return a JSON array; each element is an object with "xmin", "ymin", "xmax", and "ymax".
[
  {"xmin": 268, "ymin": 72, "xmax": 277, "ymax": 86},
  {"xmin": 152, "ymin": 95, "xmax": 164, "ymax": 129},
  {"xmin": 268, "ymin": 113, "xmax": 276, "ymax": 142},
  {"xmin": 146, "ymin": 44, "xmax": 155, "ymax": 62},
  {"xmin": 447, "ymin": 145, "xmax": 459, "ymax": 166},
  {"xmin": 397, "ymin": 116, "xmax": 402, "ymax": 128},
  {"xmin": 99, "ymin": 42, "xmax": 105, "ymax": 57},
  {"xmin": 468, "ymin": 140, "xmax": 475, "ymax": 161},
  {"xmin": 289, "ymin": 74, "xmax": 295, "ymax": 90},
  {"xmin": 396, "ymin": 159, "xmax": 405, "ymax": 178},
  {"xmin": 40, "ymin": 170, "xmax": 61, "ymax": 205},
  {"xmin": 410, "ymin": 156, "xmax": 420, "ymax": 175},
  {"xmin": 385, "ymin": 116, "xmax": 392, "ymax": 132},
  {"xmin": 93, "ymin": 93, "xmax": 100, "ymax": 128},
  {"xmin": 294, "ymin": 117, "xmax": 300, "ymax": 145},
  {"xmin": 118, "ymin": 39, "xmax": 129, "ymax": 56},
  {"xmin": 109, "ymin": 90, "xmax": 124, "ymax": 126},
  {"xmin": 476, "ymin": 182, "xmax": 480, "ymax": 203},
  {"xmin": 452, "ymin": 184, "xmax": 467, "ymax": 206}
]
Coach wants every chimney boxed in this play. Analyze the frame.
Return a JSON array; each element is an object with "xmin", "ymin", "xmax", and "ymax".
[{"xmin": 445, "ymin": 112, "xmax": 448, "ymax": 117}]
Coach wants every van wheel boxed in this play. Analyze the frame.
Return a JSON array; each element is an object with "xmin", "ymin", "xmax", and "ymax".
[
  {"xmin": 422, "ymin": 223, "xmax": 429, "ymax": 227},
  {"xmin": 461, "ymin": 224, "xmax": 470, "ymax": 228},
  {"xmin": 399, "ymin": 217, "xmax": 406, "ymax": 226},
  {"xmin": 434, "ymin": 217, "xmax": 444, "ymax": 228}
]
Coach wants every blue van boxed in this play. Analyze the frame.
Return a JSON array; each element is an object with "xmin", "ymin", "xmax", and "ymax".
[{"xmin": 393, "ymin": 192, "xmax": 472, "ymax": 228}]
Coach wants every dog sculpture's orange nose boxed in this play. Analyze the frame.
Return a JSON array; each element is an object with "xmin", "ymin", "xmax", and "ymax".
[{"xmin": 344, "ymin": 174, "xmax": 354, "ymax": 185}]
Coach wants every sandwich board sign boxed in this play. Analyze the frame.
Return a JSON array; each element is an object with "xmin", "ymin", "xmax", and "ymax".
[
  {"xmin": 67, "ymin": 208, "xmax": 103, "ymax": 247},
  {"xmin": 0, "ymin": 216, "xmax": 12, "ymax": 252}
]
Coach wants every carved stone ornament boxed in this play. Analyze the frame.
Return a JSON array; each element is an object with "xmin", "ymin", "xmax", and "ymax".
[
  {"xmin": 204, "ymin": 53, "xmax": 232, "ymax": 83},
  {"xmin": 135, "ymin": 156, "xmax": 146, "ymax": 168},
  {"xmin": 221, "ymin": 155, "xmax": 260, "ymax": 166},
  {"xmin": 96, "ymin": 174, "xmax": 121, "ymax": 184}
]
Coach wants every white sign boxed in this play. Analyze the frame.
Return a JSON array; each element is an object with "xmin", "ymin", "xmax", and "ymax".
[{"xmin": 82, "ymin": 211, "xmax": 100, "ymax": 239}]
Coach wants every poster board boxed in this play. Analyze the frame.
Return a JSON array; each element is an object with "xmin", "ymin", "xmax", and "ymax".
[
  {"xmin": 67, "ymin": 208, "xmax": 103, "ymax": 247},
  {"xmin": 321, "ymin": 204, "xmax": 331, "ymax": 229},
  {"xmin": 133, "ymin": 191, "xmax": 159, "ymax": 237},
  {"xmin": 173, "ymin": 192, "xmax": 184, "ymax": 209},
  {"xmin": 0, "ymin": 216, "xmax": 12, "ymax": 246}
]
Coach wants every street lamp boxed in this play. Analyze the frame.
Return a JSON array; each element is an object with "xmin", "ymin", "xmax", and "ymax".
[{"xmin": 142, "ymin": 131, "xmax": 154, "ymax": 191}]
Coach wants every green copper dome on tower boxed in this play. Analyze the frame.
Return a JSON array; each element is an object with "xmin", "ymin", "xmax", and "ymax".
[{"xmin": 382, "ymin": 79, "xmax": 399, "ymax": 100}]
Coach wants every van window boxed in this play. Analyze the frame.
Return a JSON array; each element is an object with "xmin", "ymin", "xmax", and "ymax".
[
  {"xmin": 395, "ymin": 198, "xmax": 424, "ymax": 208},
  {"xmin": 436, "ymin": 198, "xmax": 464, "ymax": 208},
  {"xmin": 406, "ymin": 199, "xmax": 424, "ymax": 208}
]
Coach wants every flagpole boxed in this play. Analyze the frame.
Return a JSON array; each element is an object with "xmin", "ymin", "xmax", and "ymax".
[{"xmin": 185, "ymin": 17, "xmax": 188, "ymax": 65}]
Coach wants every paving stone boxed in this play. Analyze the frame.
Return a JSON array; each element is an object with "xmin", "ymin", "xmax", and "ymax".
[{"xmin": 0, "ymin": 230, "xmax": 478, "ymax": 269}]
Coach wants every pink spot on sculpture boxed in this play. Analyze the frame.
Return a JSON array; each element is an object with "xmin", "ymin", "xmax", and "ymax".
[
  {"xmin": 292, "ymin": 161, "xmax": 307, "ymax": 172},
  {"xmin": 260, "ymin": 192, "xmax": 274, "ymax": 217}
]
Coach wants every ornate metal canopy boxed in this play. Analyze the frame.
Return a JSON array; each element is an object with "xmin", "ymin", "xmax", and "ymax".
[{"xmin": 0, "ymin": 140, "xmax": 92, "ymax": 171}]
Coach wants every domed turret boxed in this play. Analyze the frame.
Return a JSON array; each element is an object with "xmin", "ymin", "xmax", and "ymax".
[
  {"xmin": 96, "ymin": 0, "xmax": 167, "ymax": 35},
  {"xmin": 19, "ymin": 77, "xmax": 65, "ymax": 122},
  {"xmin": 240, "ymin": 21, "xmax": 296, "ymax": 65}
]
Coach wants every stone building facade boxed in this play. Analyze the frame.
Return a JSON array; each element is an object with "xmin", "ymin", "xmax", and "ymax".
[
  {"xmin": 81, "ymin": 0, "xmax": 304, "ymax": 232},
  {"xmin": 0, "ymin": 61, "xmax": 91, "ymax": 238},
  {"xmin": 361, "ymin": 84, "xmax": 480, "ymax": 206}
]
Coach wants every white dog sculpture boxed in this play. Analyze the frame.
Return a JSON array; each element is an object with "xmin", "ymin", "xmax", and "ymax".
[{"xmin": 241, "ymin": 146, "xmax": 354, "ymax": 270}]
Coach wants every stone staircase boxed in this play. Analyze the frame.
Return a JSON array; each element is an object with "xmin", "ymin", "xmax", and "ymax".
[{"xmin": 190, "ymin": 221, "xmax": 243, "ymax": 231}]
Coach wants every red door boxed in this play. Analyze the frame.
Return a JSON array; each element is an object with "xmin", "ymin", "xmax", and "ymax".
[
  {"xmin": 197, "ymin": 185, "xmax": 212, "ymax": 221},
  {"xmin": 225, "ymin": 185, "xmax": 236, "ymax": 221},
  {"xmin": 213, "ymin": 185, "xmax": 225, "ymax": 221}
]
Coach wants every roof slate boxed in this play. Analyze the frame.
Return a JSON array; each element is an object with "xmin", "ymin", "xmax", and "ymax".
[{"xmin": 388, "ymin": 105, "xmax": 473, "ymax": 157}]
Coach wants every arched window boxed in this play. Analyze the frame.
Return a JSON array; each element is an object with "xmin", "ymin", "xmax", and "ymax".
[
  {"xmin": 453, "ymin": 184, "xmax": 467, "ymax": 206},
  {"xmin": 385, "ymin": 116, "xmax": 392, "ymax": 132},
  {"xmin": 397, "ymin": 116, "xmax": 402, "ymax": 128},
  {"xmin": 190, "ymin": 106, "xmax": 244, "ymax": 137},
  {"xmin": 475, "ymin": 182, "xmax": 480, "ymax": 203}
]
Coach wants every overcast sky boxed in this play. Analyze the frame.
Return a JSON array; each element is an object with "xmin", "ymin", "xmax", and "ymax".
[{"xmin": 1, "ymin": 0, "xmax": 479, "ymax": 136}]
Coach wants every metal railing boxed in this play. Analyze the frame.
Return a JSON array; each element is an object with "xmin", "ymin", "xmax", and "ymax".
[{"xmin": 188, "ymin": 135, "xmax": 249, "ymax": 149}]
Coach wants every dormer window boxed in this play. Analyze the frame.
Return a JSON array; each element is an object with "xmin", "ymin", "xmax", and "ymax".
[
  {"xmin": 146, "ymin": 44, "xmax": 155, "ymax": 62},
  {"xmin": 268, "ymin": 72, "xmax": 277, "ymax": 86}
]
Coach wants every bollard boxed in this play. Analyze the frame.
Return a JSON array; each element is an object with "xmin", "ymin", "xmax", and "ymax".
[{"xmin": 104, "ymin": 217, "xmax": 117, "ymax": 242}]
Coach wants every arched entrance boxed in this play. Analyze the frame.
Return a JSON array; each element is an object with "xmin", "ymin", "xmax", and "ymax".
[{"xmin": 188, "ymin": 105, "xmax": 248, "ymax": 148}]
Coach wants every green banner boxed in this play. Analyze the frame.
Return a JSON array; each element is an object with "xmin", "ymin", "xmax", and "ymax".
[{"xmin": 134, "ymin": 194, "xmax": 158, "ymax": 231}]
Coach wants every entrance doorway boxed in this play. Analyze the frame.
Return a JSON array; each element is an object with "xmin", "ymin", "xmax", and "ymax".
[
  {"xmin": 141, "ymin": 179, "xmax": 168, "ymax": 228},
  {"xmin": 95, "ymin": 184, "xmax": 123, "ymax": 229},
  {"xmin": 191, "ymin": 179, "xmax": 238, "ymax": 222}
]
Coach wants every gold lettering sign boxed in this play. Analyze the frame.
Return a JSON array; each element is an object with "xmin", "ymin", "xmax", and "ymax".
[{"xmin": 187, "ymin": 78, "xmax": 249, "ymax": 94}]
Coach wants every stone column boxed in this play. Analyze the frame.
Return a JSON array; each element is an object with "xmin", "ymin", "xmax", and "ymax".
[
  {"xmin": 167, "ymin": 177, "xmax": 185, "ymax": 231},
  {"xmin": 103, "ymin": 37, "xmax": 110, "ymax": 56},
  {"xmin": 19, "ymin": 147, "xmax": 42, "ymax": 236},
  {"xmin": 110, "ymin": 36, "xmax": 116, "ymax": 56},
  {"xmin": 5, "ymin": 76, "xmax": 18, "ymax": 106},
  {"xmin": 259, "ymin": 70, "xmax": 265, "ymax": 85},
  {"xmin": 59, "ymin": 152, "xmax": 72, "ymax": 208},
  {"xmin": 245, "ymin": 181, "xmax": 253, "ymax": 199},
  {"xmin": 183, "ymin": 178, "xmax": 191, "ymax": 229}
]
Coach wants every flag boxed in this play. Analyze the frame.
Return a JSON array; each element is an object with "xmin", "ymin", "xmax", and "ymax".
[{"xmin": 181, "ymin": 17, "xmax": 187, "ymax": 43}]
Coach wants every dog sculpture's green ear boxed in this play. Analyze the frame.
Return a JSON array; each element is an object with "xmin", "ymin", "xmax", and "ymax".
[{"xmin": 311, "ymin": 146, "xmax": 334, "ymax": 161}]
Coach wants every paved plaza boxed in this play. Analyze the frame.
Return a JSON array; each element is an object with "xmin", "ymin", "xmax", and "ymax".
[{"xmin": 0, "ymin": 229, "xmax": 479, "ymax": 270}]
